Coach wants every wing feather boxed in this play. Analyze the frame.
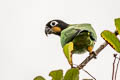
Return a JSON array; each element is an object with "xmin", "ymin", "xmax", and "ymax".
[{"xmin": 60, "ymin": 24, "xmax": 97, "ymax": 47}]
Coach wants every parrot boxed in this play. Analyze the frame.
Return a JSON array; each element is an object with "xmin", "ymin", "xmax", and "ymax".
[{"xmin": 45, "ymin": 19, "xmax": 97, "ymax": 68}]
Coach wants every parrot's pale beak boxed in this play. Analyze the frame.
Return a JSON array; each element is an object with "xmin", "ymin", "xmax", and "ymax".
[{"xmin": 45, "ymin": 26, "xmax": 53, "ymax": 36}]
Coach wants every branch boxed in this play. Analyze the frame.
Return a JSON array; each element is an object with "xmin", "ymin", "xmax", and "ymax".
[
  {"xmin": 112, "ymin": 54, "xmax": 117, "ymax": 80},
  {"xmin": 82, "ymin": 69, "xmax": 96, "ymax": 80},
  {"xmin": 115, "ymin": 56, "xmax": 120, "ymax": 80},
  {"xmin": 77, "ymin": 31, "xmax": 118, "ymax": 70}
]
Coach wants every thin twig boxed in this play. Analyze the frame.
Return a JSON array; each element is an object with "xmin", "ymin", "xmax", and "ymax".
[
  {"xmin": 112, "ymin": 54, "xmax": 117, "ymax": 80},
  {"xmin": 77, "ymin": 42, "xmax": 108, "ymax": 69},
  {"xmin": 115, "ymin": 56, "xmax": 120, "ymax": 80},
  {"xmin": 82, "ymin": 69, "xmax": 96, "ymax": 80},
  {"xmin": 77, "ymin": 31, "xmax": 118, "ymax": 70},
  {"xmin": 116, "ymin": 57, "xmax": 120, "ymax": 59}
]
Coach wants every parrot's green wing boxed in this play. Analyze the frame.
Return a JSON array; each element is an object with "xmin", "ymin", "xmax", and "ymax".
[{"xmin": 60, "ymin": 24, "xmax": 97, "ymax": 47}]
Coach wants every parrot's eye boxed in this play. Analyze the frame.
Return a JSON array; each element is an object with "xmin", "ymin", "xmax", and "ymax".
[{"xmin": 50, "ymin": 21, "xmax": 58, "ymax": 27}]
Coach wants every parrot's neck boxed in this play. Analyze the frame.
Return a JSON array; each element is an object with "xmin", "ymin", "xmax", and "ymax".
[
  {"xmin": 55, "ymin": 24, "xmax": 69, "ymax": 36},
  {"xmin": 54, "ymin": 31, "xmax": 62, "ymax": 36}
]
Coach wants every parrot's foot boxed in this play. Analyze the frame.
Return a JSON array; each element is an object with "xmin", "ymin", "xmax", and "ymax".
[{"xmin": 90, "ymin": 51, "xmax": 97, "ymax": 59}]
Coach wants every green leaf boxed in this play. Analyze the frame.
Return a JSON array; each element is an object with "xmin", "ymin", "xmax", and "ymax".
[
  {"xmin": 49, "ymin": 69, "xmax": 63, "ymax": 80},
  {"xmin": 115, "ymin": 18, "xmax": 120, "ymax": 34},
  {"xmin": 34, "ymin": 76, "xmax": 46, "ymax": 80},
  {"xmin": 64, "ymin": 68, "xmax": 79, "ymax": 80},
  {"xmin": 101, "ymin": 30, "xmax": 120, "ymax": 53},
  {"xmin": 63, "ymin": 42, "xmax": 73, "ymax": 65}
]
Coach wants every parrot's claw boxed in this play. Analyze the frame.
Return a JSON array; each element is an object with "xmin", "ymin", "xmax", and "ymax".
[{"xmin": 90, "ymin": 51, "xmax": 97, "ymax": 59}]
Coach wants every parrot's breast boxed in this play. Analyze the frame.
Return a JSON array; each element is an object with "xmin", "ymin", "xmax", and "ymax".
[{"xmin": 72, "ymin": 32, "xmax": 93, "ymax": 54}]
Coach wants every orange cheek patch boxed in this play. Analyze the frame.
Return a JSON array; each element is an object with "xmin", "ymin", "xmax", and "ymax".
[{"xmin": 52, "ymin": 27, "xmax": 61, "ymax": 32}]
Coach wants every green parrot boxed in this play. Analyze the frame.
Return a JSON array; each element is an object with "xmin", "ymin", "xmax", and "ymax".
[{"xmin": 45, "ymin": 20, "xmax": 97, "ymax": 67}]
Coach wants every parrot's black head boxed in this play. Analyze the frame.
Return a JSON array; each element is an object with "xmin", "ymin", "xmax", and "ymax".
[{"xmin": 45, "ymin": 19, "xmax": 69, "ymax": 36}]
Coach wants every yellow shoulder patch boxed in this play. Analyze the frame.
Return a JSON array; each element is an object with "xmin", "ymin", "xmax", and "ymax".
[{"xmin": 63, "ymin": 42, "xmax": 74, "ymax": 65}]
